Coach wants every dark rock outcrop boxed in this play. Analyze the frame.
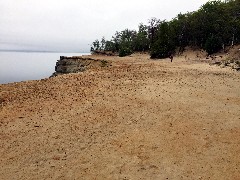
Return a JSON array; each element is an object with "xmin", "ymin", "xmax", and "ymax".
[{"xmin": 51, "ymin": 56, "xmax": 110, "ymax": 77}]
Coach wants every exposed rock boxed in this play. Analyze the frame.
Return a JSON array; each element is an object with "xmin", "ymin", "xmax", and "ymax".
[
  {"xmin": 212, "ymin": 60, "xmax": 240, "ymax": 71},
  {"xmin": 208, "ymin": 45, "xmax": 240, "ymax": 71},
  {"xmin": 51, "ymin": 56, "xmax": 110, "ymax": 77}
]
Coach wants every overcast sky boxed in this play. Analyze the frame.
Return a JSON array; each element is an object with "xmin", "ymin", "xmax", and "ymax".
[{"xmin": 0, "ymin": 0, "xmax": 210, "ymax": 52}]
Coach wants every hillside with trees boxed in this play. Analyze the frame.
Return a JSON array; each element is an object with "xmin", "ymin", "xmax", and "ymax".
[{"xmin": 91, "ymin": 0, "xmax": 240, "ymax": 58}]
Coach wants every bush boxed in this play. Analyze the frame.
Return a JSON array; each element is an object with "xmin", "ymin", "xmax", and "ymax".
[
  {"xmin": 204, "ymin": 35, "xmax": 222, "ymax": 55},
  {"xmin": 150, "ymin": 38, "xmax": 175, "ymax": 59},
  {"xmin": 150, "ymin": 43, "xmax": 173, "ymax": 58},
  {"xmin": 119, "ymin": 46, "xmax": 133, "ymax": 57}
]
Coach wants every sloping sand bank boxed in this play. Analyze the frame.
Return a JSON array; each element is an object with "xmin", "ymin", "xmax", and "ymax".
[{"xmin": 0, "ymin": 54, "xmax": 240, "ymax": 179}]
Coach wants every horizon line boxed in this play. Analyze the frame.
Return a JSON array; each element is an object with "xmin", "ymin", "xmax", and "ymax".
[{"xmin": 0, "ymin": 49, "xmax": 90, "ymax": 53}]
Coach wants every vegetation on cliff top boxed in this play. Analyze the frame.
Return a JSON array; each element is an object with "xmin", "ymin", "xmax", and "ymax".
[{"xmin": 91, "ymin": 0, "xmax": 240, "ymax": 58}]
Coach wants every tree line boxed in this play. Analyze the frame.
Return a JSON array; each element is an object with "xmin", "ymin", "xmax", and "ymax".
[{"xmin": 91, "ymin": 0, "xmax": 240, "ymax": 58}]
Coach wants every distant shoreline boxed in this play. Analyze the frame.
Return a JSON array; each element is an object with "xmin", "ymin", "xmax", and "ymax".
[
  {"xmin": 0, "ymin": 52, "xmax": 91, "ymax": 85},
  {"xmin": 0, "ymin": 50, "xmax": 90, "ymax": 53}
]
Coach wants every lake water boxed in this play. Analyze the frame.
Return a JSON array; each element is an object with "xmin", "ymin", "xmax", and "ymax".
[{"xmin": 0, "ymin": 52, "xmax": 90, "ymax": 84}]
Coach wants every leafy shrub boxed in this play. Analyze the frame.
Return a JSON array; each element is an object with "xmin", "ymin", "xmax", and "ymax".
[
  {"xmin": 204, "ymin": 35, "xmax": 222, "ymax": 55},
  {"xmin": 119, "ymin": 46, "xmax": 133, "ymax": 57}
]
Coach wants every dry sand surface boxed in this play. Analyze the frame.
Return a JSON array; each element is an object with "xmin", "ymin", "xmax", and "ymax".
[{"xmin": 0, "ymin": 53, "xmax": 240, "ymax": 179}]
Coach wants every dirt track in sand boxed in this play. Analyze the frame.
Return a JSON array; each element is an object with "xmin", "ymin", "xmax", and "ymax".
[{"xmin": 0, "ymin": 54, "xmax": 240, "ymax": 180}]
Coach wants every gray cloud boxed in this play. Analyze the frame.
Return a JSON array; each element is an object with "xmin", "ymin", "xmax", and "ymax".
[{"xmin": 0, "ymin": 0, "xmax": 210, "ymax": 52}]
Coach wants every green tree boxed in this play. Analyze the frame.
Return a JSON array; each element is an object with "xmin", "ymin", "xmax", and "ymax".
[
  {"xmin": 133, "ymin": 23, "xmax": 150, "ymax": 52},
  {"xmin": 148, "ymin": 18, "xmax": 161, "ymax": 45},
  {"xmin": 204, "ymin": 35, "xmax": 223, "ymax": 54},
  {"xmin": 118, "ymin": 29, "xmax": 136, "ymax": 57},
  {"xmin": 100, "ymin": 37, "xmax": 106, "ymax": 51},
  {"xmin": 90, "ymin": 39, "xmax": 100, "ymax": 52},
  {"xmin": 150, "ymin": 21, "xmax": 176, "ymax": 58},
  {"xmin": 189, "ymin": 1, "xmax": 227, "ymax": 50},
  {"xmin": 226, "ymin": 0, "xmax": 240, "ymax": 45},
  {"xmin": 170, "ymin": 13, "xmax": 192, "ymax": 53},
  {"xmin": 91, "ymin": 0, "xmax": 240, "ymax": 56},
  {"xmin": 104, "ymin": 40, "xmax": 116, "ymax": 52}
]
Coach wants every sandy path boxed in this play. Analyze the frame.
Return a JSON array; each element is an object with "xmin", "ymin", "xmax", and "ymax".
[{"xmin": 0, "ymin": 54, "xmax": 240, "ymax": 179}]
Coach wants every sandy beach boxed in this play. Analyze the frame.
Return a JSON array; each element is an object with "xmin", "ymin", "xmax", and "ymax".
[{"xmin": 0, "ymin": 53, "xmax": 240, "ymax": 179}]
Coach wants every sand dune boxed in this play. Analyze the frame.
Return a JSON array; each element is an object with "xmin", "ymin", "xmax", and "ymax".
[{"xmin": 0, "ymin": 53, "xmax": 240, "ymax": 179}]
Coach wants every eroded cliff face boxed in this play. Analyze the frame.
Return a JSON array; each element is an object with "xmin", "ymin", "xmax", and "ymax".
[{"xmin": 51, "ymin": 56, "xmax": 110, "ymax": 77}]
